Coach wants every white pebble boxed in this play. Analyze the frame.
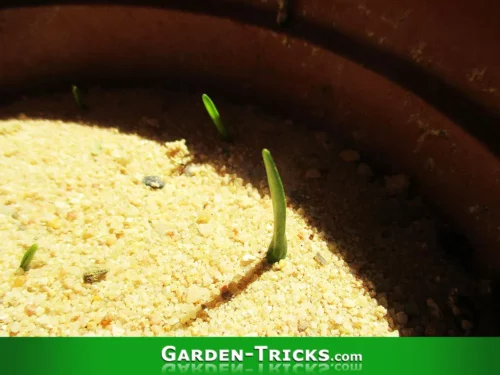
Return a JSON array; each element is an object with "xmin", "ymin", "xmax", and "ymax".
[
  {"xmin": 9, "ymin": 322, "xmax": 20, "ymax": 333},
  {"xmin": 111, "ymin": 325, "xmax": 125, "ymax": 336},
  {"xmin": 343, "ymin": 298, "xmax": 355, "ymax": 308},
  {"xmin": 197, "ymin": 223, "xmax": 214, "ymax": 237},
  {"xmin": 240, "ymin": 254, "xmax": 256, "ymax": 266},
  {"xmin": 186, "ymin": 285, "xmax": 210, "ymax": 304}
]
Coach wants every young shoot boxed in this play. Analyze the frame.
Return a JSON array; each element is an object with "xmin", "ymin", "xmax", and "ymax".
[
  {"xmin": 202, "ymin": 94, "xmax": 231, "ymax": 142},
  {"xmin": 19, "ymin": 244, "xmax": 38, "ymax": 272},
  {"xmin": 262, "ymin": 148, "xmax": 287, "ymax": 263},
  {"xmin": 71, "ymin": 84, "xmax": 86, "ymax": 110}
]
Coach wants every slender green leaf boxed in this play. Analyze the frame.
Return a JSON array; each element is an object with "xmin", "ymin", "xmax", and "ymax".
[
  {"xmin": 72, "ymin": 85, "xmax": 86, "ymax": 110},
  {"xmin": 262, "ymin": 149, "xmax": 287, "ymax": 263},
  {"xmin": 202, "ymin": 94, "xmax": 231, "ymax": 142},
  {"xmin": 19, "ymin": 244, "xmax": 38, "ymax": 271}
]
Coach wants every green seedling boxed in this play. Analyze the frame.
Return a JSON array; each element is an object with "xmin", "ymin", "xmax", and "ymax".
[
  {"xmin": 19, "ymin": 244, "xmax": 38, "ymax": 272},
  {"xmin": 72, "ymin": 85, "xmax": 86, "ymax": 110},
  {"xmin": 262, "ymin": 148, "xmax": 287, "ymax": 263},
  {"xmin": 202, "ymin": 94, "xmax": 231, "ymax": 142}
]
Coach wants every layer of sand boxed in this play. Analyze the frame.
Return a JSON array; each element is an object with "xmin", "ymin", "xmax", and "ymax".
[{"xmin": 0, "ymin": 88, "xmax": 491, "ymax": 336}]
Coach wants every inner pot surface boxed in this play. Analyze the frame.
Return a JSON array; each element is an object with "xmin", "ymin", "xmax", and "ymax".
[{"xmin": 0, "ymin": 1, "xmax": 499, "ymax": 336}]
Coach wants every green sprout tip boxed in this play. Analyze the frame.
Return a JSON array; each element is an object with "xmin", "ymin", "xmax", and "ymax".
[
  {"xmin": 202, "ymin": 94, "xmax": 231, "ymax": 142},
  {"xmin": 262, "ymin": 148, "xmax": 287, "ymax": 264},
  {"xmin": 72, "ymin": 85, "xmax": 86, "ymax": 110},
  {"xmin": 19, "ymin": 244, "xmax": 38, "ymax": 272}
]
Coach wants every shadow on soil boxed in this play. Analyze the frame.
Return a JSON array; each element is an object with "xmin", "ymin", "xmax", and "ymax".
[
  {"xmin": 1, "ymin": 86, "xmax": 498, "ymax": 336},
  {"xmin": 191, "ymin": 258, "xmax": 270, "ymax": 328}
]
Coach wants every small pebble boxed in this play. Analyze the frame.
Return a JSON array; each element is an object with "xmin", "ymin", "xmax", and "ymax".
[
  {"xmin": 240, "ymin": 254, "xmax": 256, "ymax": 266},
  {"xmin": 425, "ymin": 325, "xmax": 437, "ymax": 336},
  {"xmin": 12, "ymin": 275, "xmax": 26, "ymax": 287},
  {"xmin": 9, "ymin": 321, "xmax": 21, "ymax": 334},
  {"xmin": 143, "ymin": 175, "xmax": 165, "ymax": 189},
  {"xmin": 221, "ymin": 287, "xmax": 232, "ymax": 301},
  {"xmin": 196, "ymin": 211, "xmax": 211, "ymax": 224},
  {"xmin": 426, "ymin": 298, "xmax": 442, "ymax": 318},
  {"xmin": 314, "ymin": 252, "xmax": 328, "ymax": 266},
  {"xmin": 461, "ymin": 320, "xmax": 474, "ymax": 331},
  {"xmin": 396, "ymin": 311, "xmax": 409, "ymax": 325},
  {"xmin": 91, "ymin": 142, "xmax": 102, "ymax": 156},
  {"xmin": 378, "ymin": 294, "xmax": 389, "ymax": 308},
  {"xmin": 356, "ymin": 163, "xmax": 374, "ymax": 178},
  {"xmin": 385, "ymin": 174, "xmax": 410, "ymax": 196},
  {"xmin": 343, "ymin": 298, "xmax": 355, "ymax": 308},
  {"xmin": 83, "ymin": 267, "xmax": 109, "ymax": 284},
  {"xmin": 339, "ymin": 149, "xmax": 360, "ymax": 162},
  {"xmin": 183, "ymin": 164, "xmax": 197, "ymax": 177},
  {"xmin": 333, "ymin": 315, "xmax": 344, "ymax": 325},
  {"xmin": 47, "ymin": 218, "xmax": 62, "ymax": 230},
  {"xmin": 197, "ymin": 223, "xmax": 214, "ymax": 237},
  {"xmin": 186, "ymin": 285, "xmax": 210, "ymax": 304},
  {"xmin": 404, "ymin": 299, "xmax": 420, "ymax": 316},
  {"xmin": 305, "ymin": 169, "xmax": 321, "ymax": 179},
  {"xmin": 298, "ymin": 320, "xmax": 309, "ymax": 332}
]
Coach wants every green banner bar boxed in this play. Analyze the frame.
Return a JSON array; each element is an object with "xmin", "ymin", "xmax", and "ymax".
[{"xmin": 3, "ymin": 338, "xmax": 499, "ymax": 374}]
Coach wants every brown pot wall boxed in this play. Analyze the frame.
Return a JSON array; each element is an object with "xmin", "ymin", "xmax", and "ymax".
[{"xmin": 0, "ymin": 1, "xmax": 499, "ymax": 275}]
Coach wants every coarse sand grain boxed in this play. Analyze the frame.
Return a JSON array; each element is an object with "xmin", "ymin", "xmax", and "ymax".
[{"xmin": 0, "ymin": 88, "xmax": 495, "ymax": 336}]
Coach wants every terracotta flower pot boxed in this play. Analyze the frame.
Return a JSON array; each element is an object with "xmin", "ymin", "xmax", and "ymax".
[{"xmin": 1, "ymin": 0, "xmax": 499, "ymax": 276}]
